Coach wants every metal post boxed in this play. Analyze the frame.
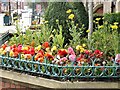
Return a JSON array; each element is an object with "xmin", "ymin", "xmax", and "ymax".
[
  {"xmin": 31, "ymin": 1, "xmax": 35, "ymax": 25},
  {"xmin": 17, "ymin": 0, "xmax": 18, "ymax": 14},
  {"xmin": 8, "ymin": 0, "xmax": 11, "ymax": 16}
]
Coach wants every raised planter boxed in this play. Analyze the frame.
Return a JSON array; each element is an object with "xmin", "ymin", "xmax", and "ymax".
[
  {"xmin": 0, "ymin": 53, "xmax": 120, "ymax": 81},
  {"xmin": 0, "ymin": 69, "xmax": 120, "ymax": 89}
]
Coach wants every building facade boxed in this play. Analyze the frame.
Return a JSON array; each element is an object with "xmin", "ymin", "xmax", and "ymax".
[
  {"xmin": 0, "ymin": 0, "xmax": 24, "ymax": 13},
  {"xmin": 93, "ymin": 0, "xmax": 120, "ymax": 14}
]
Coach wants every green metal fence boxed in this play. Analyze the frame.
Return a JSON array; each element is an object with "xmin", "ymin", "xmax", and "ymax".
[{"xmin": 0, "ymin": 53, "xmax": 120, "ymax": 80}]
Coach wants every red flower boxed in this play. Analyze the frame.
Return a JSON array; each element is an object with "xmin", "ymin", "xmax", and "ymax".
[
  {"xmin": 76, "ymin": 54, "xmax": 84, "ymax": 62},
  {"xmin": 94, "ymin": 49, "xmax": 103, "ymax": 58},
  {"xmin": 23, "ymin": 50, "xmax": 29, "ymax": 54},
  {"xmin": 12, "ymin": 44, "xmax": 17, "ymax": 48},
  {"xmin": 42, "ymin": 42, "xmax": 50, "ymax": 49},
  {"xmin": 94, "ymin": 50, "xmax": 101, "ymax": 55},
  {"xmin": 29, "ymin": 47, "xmax": 35, "ymax": 55},
  {"xmin": 45, "ymin": 53, "xmax": 54, "ymax": 60},
  {"xmin": 13, "ymin": 52, "xmax": 19, "ymax": 58},
  {"xmin": 84, "ymin": 50, "xmax": 90, "ymax": 55},
  {"xmin": 1, "ymin": 44, "xmax": 7, "ymax": 50},
  {"xmin": 38, "ymin": 50, "xmax": 44, "ymax": 56},
  {"xmin": 58, "ymin": 49, "xmax": 68, "ymax": 57}
]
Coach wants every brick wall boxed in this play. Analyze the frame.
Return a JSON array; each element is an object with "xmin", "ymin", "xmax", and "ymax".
[{"xmin": 0, "ymin": 80, "xmax": 34, "ymax": 90}]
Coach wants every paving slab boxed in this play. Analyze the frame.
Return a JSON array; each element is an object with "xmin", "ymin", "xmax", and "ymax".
[
  {"xmin": 0, "ymin": 26, "xmax": 17, "ymax": 34},
  {"xmin": 0, "ymin": 69, "xmax": 120, "ymax": 89}
]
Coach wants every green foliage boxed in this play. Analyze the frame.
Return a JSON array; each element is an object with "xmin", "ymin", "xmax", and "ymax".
[
  {"xmin": 93, "ymin": 14, "xmax": 103, "ymax": 29},
  {"xmin": 104, "ymin": 12, "xmax": 120, "ymax": 24},
  {"xmin": 9, "ymin": 23, "xmax": 52, "ymax": 47},
  {"xmin": 45, "ymin": 2, "xmax": 88, "ymax": 45},
  {"xmin": 52, "ymin": 25, "xmax": 64, "ymax": 49},
  {"xmin": 90, "ymin": 22, "xmax": 118, "ymax": 57},
  {"xmin": 71, "ymin": 2, "xmax": 88, "ymax": 29},
  {"xmin": 69, "ymin": 21, "xmax": 85, "ymax": 48}
]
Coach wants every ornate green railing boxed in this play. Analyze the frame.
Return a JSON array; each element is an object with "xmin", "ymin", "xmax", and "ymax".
[{"xmin": 0, "ymin": 53, "xmax": 120, "ymax": 80}]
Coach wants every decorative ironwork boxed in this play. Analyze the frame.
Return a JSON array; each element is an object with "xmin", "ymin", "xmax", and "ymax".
[{"xmin": 0, "ymin": 53, "xmax": 119, "ymax": 80}]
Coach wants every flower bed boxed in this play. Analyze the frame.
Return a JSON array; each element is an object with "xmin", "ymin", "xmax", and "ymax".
[{"xmin": 0, "ymin": 43, "xmax": 120, "ymax": 81}]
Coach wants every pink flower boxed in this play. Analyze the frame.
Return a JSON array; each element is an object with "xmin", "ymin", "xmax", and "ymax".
[
  {"xmin": 60, "ymin": 57, "xmax": 68, "ymax": 62},
  {"xmin": 69, "ymin": 55, "xmax": 76, "ymax": 62},
  {"xmin": 68, "ymin": 47, "xmax": 75, "ymax": 55},
  {"xmin": 18, "ymin": 44, "xmax": 22, "ymax": 53},
  {"xmin": 115, "ymin": 54, "xmax": 120, "ymax": 64}
]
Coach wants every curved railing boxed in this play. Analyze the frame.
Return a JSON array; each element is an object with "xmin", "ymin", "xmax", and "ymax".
[{"xmin": 0, "ymin": 53, "xmax": 120, "ymax": 80}]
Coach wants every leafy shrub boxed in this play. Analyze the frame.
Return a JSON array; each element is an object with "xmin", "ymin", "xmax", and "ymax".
[
  {"xmin": 45, "ymin": 2, "xmax": 88, "ymax": 45},
  {"xmin": 104, "ymin": 12, "xmax": 120, "ymax": 24},
  {"xmin": 90, "ymin": 21, "xmax": 119, "ymax": 57}
]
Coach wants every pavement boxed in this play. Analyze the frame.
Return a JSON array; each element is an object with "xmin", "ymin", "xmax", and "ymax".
[
  {"xmin": 0, "ymin": 12, "xmax": 31, "ymax": 35},
  {"xmin": 0, "ymin": 25, "xmax": 17, "ymax": 34}
]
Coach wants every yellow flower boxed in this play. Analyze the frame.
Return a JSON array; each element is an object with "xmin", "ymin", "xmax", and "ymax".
[
  {"xmin": 93, "ymin": 20, "xmax": 96, "ymax": 23},
  {"xmin": 102, "ymin": 17, "xmax": 104, "ymax": 19},
  {"xmin": 80, "ymin": 48, "xmax": 85, "ymax": 53},
  {"xmin": 68, "ymin": 14, "xmax": 74, "ymax": 20},
  {"xmin": 95, "ymin": 22, "xmax": 99, "ymax": 24},
  {"xmin": 56, "ymin": 19, "xmax": 59, "ymax": 23},
  {"xmin": 49, "ymin": 34, "xmax": 54, "ymax": 38},
  {"xmin": 76, "ymin": 45, "xmax": 80, "ymax": 50},
  {"xmin": 110, "ymin": 25, "xmax": 118, "ymax": 29},
  {"xmin": 76, "ymin": 45, "xmax": 82, "ymax": 50},
  {"xmin": 104, "ymin": 21, "xmax": 108, "ymax": 25},
  {"xmin": 96, "ymin": 18, "xmax": 101, "ymax": 21},
  {"xmin": 0, "ymin": 48, "xmax": 3, "ymax": 54},
  {"xmin": 1, "ymin": 50, "xmax": 6, "ymax": 55},
  {"xmin": 10, "ymin": 51, "xmax": 14, "ymax": 57},
  {"xmin": 16, "ymin": 20, "xmax": 19, "ymax": 23},
  {"xmin": 44, "ymin": 21, "xmax": 48, "ymax": 24},
  {"xmin": 76, "ymin": 24, "xmax": 78, "ymax": 27},
  {"xmin": 86, "ymin": 29, "xmax": 90, "ymax": 33},
  {"xmin": 51, "ymin": 46, "xmax": 57, "ymax": 52},
  {"xmin": 22, "ymin": 47, "xmax": 29, "ymax": 50},
  {"xmin": 82, "ymin": 44, "xmax": 86, "ymax": 47},
  {"xmin": 21, "ymin": 54, "xmax": 25, "ymax": 58},
  {"xmin": 42, "ymin": 20, "xmax": 45, "ymax": 22},
  {"xmin": 66, "ymin": 9, "xmax": 72, "ymax": 13},
  {"xmin": 114, "ymin": 22, "xmax": 119, "ymax": 25},
  {"xmin": 36, "ymin": 45, "xmax": 41, "ymax": 51},
  {"xmin": 46, "ymin": 47, "xmax": 50, "ymax": 52},
  {"xmin": 98, "ymin": 25, "xmax": 104, "ymax": 29}
]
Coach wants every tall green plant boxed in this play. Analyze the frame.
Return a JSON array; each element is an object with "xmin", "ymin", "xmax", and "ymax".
[
  {"xmin": 52, "ymin": 25, "xmax": 64, "ymax": 49},
  {"xmin": 69, "ymin": 21, "xmax": 85, "ymax": 48},
  {"xmin": 90, "ymin": 22, "xmax": 119, "ymax": 57},
  {"xmin": 45, "ymin": 2, "xmax": 88, "ymax": 45}
]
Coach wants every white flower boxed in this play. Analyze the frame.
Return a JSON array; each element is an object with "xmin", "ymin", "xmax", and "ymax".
[
  {"xmin": 81, "ymin": 61, "xmax": 84, "ymax": 64},
  {"xmin": 56, "ymin": 55, "xmax": 60, "ymax": 60},
  {"xmin": 102, "ymin": 61, "xmax": 106, "ymax": 65},
  {"xmin": 5, "ymin": 47, "xmax": 10, "ymax": 52}
]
